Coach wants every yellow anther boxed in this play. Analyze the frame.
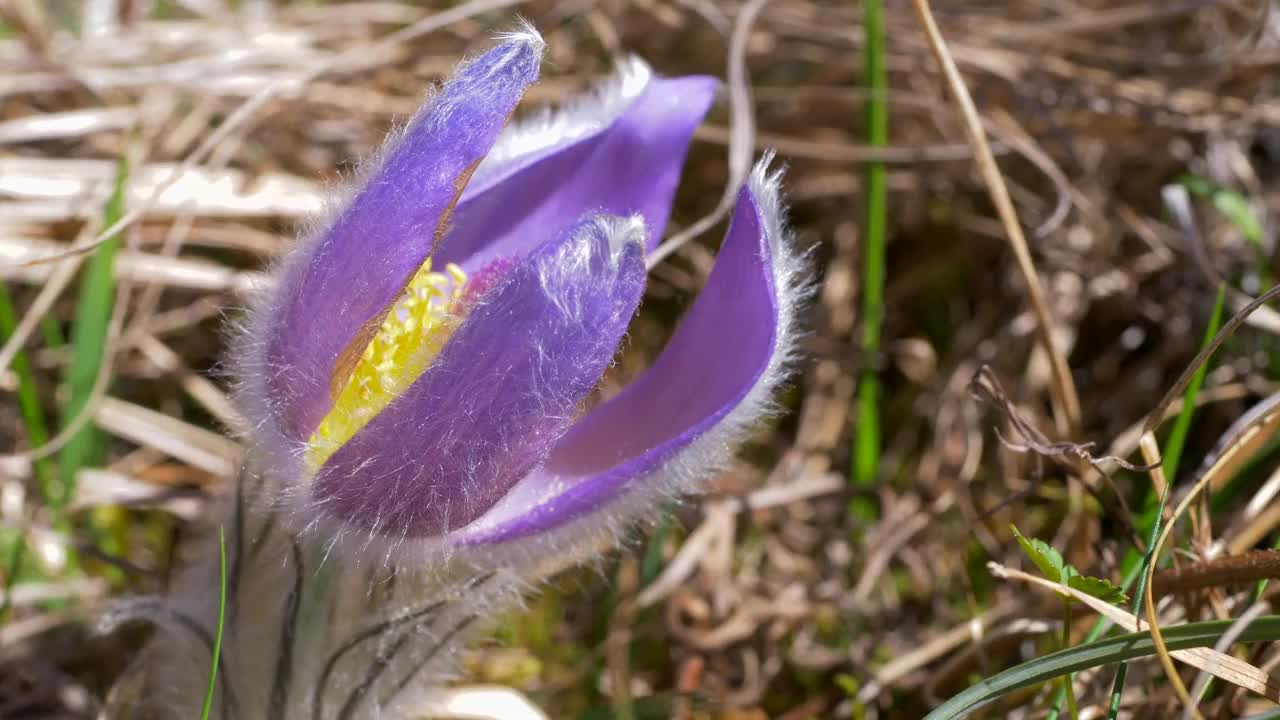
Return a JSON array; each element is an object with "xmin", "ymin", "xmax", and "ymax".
[{"xmin": 307, "ymin": 259, "xmax": 469, "ymax": 469}]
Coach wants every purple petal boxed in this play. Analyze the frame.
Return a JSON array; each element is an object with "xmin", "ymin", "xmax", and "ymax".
[
  {"xmin": 457, "ymin": 161, "xmax": 805, "ymax": 546},
  {"xmin": 265, "ymin": 34, "xmax": 543, "ymax": 443},
  {"xmin": 311, "ymin": 216, "xmax": 648, "ymax": 538},
  {"xmin": 439, "ymin": 62, "xmax": 716, "ymax": 272}
]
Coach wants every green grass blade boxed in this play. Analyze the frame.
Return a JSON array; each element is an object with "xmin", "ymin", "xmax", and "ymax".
[
  {"xmin": 927, "ymin": 616, "xmax": 1280, "ymax": 720},
  {"xmin": 40, "ymin": 315, "xmax": 65, "ymax": 349},
  {"xmin": 0, "ymin": 534, "xmax": 23, "ymax": 624},
  {"xmin": 851, "ymin": 0, "xmax": 889, "ymax": 519},
  {"xmin": 0, "ymin": 282, "xmax": 59, "ymax": 623},
  {"xmin": 59, "ymin": 159, "xmax": 128, "ymax": 505},
  {"xmin": 1104, "ymin": 283, "xmax": 1226, "ymax": 718},
  {"xmin": 641, "ymin": 515, "xmax": 674, "ymax": 585},
  {"xmin": 1060, "ymin": 601, "xmax": 1079, "ymax": 720},
  {"xmin": 1162, "ymin": 284, "xmax": 1227, "ymax": 484},
  {"xmin": 200, "ymin": 526, "xmax": 227, "ymax": 720},
  {"xmin": 1180, "ymin": 176, "xmax": 1269, "ymax": 286},
  {"xmin": 0, "ymin": 284, "xmax": 57, "ymax": 503}
]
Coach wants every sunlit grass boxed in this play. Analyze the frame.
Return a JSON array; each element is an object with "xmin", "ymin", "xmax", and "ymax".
[{"xmin": 851, "ymin": 0, "xmax": 888, "ymax": 521}]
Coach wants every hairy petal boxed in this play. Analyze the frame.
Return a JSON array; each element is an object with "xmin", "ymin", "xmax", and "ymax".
[
  {"xmin": 263, "ymin": 33, "xmax": 544, "ymax": 443},
  {"xmin": 454, "ymin": 158, "xmax": 808, "ymax": 549},
  {"xmin": 312, "ymin": 216, "xmax": 648, "ymax": 538},
  {"xmin": 440, "ymin": 60, "xmax": 717, "ymax": 271}
]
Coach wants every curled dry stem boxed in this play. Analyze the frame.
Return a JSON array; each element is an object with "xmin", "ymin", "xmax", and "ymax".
[{"xmin": 1138, "ymin": 431, "xmax": 1203, "ymax": 720}]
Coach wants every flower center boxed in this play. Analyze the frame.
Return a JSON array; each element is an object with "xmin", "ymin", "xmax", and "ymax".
[{"xmin": 307, "ymin": 259, "xmax": 468, "ymax": 470}]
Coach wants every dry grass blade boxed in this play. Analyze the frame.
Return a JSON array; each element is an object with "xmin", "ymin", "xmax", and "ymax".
[
  {"xmin": 1231, "ymin": 500, "xmax": 1280, "ymax": 557},
  {"xmin": 0, "ymin": 107, "xmax": 138, "ymax": 144},
  {"xmin": 0, "ymin": 247, "xmax": 81, "ymax": 379},
  {"xmin": 0, "ymin": 158, "xmax": 322, "ymax": 220},
  {"xmin": 909, "ymin": 0, "xmax": 1081, "ymax": 438},
  {"xmin": 70, "ymin": 469, "xmax": 204, "ymax": 520},
  {"xmin": 11, "ymin": 0, "xmax": 531, "ymax": 271},
  {"xmin": 93, "ymin": 396, "xmax": 242, "ymax": 477},
  {"xmin": 1155, "ymin": 550, "xmax": 1280, "ymax": 594},
  {"xmin": 1138, "ymin": 431, "xmax": 1203, "ymax": 720},
  {"xmin": 857, "ymin": 606, "xmax": 1024, "ymax": 702},
  {"xmin": 1182, "ymin": 602, "xmax": 1270, "ymax": 720},
  {"xmin": 0, "ymin": 233, "xmax": 262, "ymax": 296},
  {"xmin": 1127, "ymin": 278, "xmax": 1280, "ymax": 719},
  {"xmin": 1143, "ymin": 286, "xmax": 1280, "ymax": 436},
  {"xmin": 990, "ymin": 562, "xmax": 1280, "ymax": 702}
]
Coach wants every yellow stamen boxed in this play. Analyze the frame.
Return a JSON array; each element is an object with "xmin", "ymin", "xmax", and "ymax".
[{"xmin": 307, "ymin": 259, "xmax": 468, "ymax": 469}]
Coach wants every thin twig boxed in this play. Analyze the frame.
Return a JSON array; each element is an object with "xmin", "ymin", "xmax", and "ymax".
[{"xmin": 647, "ymin": 0, "xmax": 764, "ymax": 268}]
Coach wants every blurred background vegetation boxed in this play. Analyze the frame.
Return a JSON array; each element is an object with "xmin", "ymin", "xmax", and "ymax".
[{"xmin": 5, "ymin": 0, "xmax": 1280, "ymax": 718}]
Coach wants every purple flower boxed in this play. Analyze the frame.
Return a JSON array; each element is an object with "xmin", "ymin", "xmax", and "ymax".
[{"xmin": 235, "ymin": 28, "xmax": 806, "ymax": 564}]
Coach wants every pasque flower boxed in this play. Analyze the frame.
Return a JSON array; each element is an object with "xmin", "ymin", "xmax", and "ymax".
[
  {"xmin": 236, "ymin": 27, "xmax": 806, "ymax": 562},
  {"xmin": 106, "ymin": 26, "xmax": 808, "ymax": 720}
]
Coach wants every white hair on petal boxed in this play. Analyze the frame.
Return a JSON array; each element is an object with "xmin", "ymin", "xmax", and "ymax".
[
  {"xmin": 603, "ymin": 214, "xmax": 648, "ymax": 256},
  {"xmin": 492, "ymin": 17, "xmax": 545, "ymax": 52},
  {"xmin": 443, "ymin": 153, "xmax": 812, "ymax": 572},
  {"xmin": 468, "ymin": 57, "xmax": 654, "ymax": 192}
]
